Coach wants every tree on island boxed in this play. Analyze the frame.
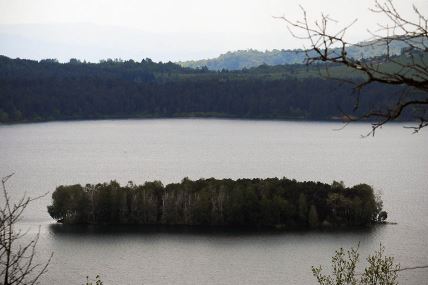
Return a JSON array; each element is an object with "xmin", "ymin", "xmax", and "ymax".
[
  {"xmin": 281, "ymin": 0, "xmax": 428, "ymax": 135},
  {"xmin": 47, "ymin": 178, "xmax": 385, "ymax": 228}
]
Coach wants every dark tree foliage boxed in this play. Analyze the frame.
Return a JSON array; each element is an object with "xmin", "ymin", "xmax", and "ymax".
[
  {"xmin": 47, "ymin": 177, "xmax": 384, "ymax": 228},
  {"xmin": 0, "ymin": 55, "xmax": 415, "ymax": 123}
]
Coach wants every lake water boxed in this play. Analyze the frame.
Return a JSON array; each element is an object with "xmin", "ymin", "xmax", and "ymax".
[{"xmin": 0, "ymin": 119, "xmax": 427, "ymax": 285}]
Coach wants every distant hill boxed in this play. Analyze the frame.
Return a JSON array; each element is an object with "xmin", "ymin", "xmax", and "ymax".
[{"xmin": 178, "ymin": 38, "xmax": 420, "ymax": 70}]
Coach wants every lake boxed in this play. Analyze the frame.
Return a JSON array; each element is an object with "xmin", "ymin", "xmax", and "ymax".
[{"xmin": 0, "ymin": 119, "xmax": 427, "ymax": 284}]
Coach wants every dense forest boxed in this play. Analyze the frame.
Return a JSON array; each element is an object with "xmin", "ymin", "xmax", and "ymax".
[
  {"xmin": 47, "ymin": 177, "xmax": 386, "ymax": 229},
  {"xmin": 0, "ymin": 54, "xmax": 417, "ymax": 123}
]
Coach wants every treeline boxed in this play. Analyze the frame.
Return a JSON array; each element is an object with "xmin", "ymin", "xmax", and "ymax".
[
  {"xmin": 47, "ymin": 177, "xmax": 386, "ymax": 229},
  {"xmin": 0, "ymin": 55, "xmax": 416, "ymax": 123}
]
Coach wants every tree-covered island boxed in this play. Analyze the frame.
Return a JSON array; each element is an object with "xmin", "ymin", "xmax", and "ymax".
[{"xmin": 47, "ymin": 177, "xmax": 386, "ymax": 229}]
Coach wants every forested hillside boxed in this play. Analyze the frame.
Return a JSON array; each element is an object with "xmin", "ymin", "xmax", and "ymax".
[
  {"xmin": 179, "ymin": 39, "xmax": 415, "ymax": 70},
  {"xmin": 0, "ymin": 55, "xmax": 414, "ymax": 123}
]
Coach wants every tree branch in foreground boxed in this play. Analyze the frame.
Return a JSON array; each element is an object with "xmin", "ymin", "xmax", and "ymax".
[
  {"xmin": 1, "ymin": 173, "xmax": 52, "ymax": 285},
  {"xmin": 279, "ymin": 0, "xmax": 428, "ymax": 135}
]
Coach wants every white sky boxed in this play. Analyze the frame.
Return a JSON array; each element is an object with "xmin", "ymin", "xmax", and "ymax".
[{"xmin": 0, "ymin": 0, "xmax": 427, "ymax": 62}]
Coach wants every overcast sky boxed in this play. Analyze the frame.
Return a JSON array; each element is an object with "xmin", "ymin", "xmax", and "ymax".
[{"xmin": 0, "ymin": 0, "xmax": 426, "ymax": 62}]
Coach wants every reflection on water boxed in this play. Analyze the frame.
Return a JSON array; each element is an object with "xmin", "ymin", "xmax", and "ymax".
[
  {"xmin": 48, "ymin": 223, "xmax": 378, "ymax": 237},
  {"xmin": 43, "ymin": 222, "xmax": 383, "ymax": 285}
]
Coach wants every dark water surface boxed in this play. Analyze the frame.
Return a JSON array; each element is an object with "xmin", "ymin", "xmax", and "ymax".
[{"xmin": 0, "ymin": 119, "xmax": 427, "ymax": 284}]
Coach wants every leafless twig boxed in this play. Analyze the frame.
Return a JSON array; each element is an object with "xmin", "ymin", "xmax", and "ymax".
[
  {"xmin": 0, "ymin": 174, "xmax": 52, "ymax": 285},
  {"xmin": 280, "ymin": 0, "xmax": 428, "ymax": 135}
]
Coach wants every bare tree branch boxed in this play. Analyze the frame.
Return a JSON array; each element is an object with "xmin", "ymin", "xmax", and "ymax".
[
  {"xmin": 280, "ymin": 0, "xmax": 428, "ymax": 134},
  {"xmin": 0, "ymin": 174, "xmax": 52, "ymax": 285}
]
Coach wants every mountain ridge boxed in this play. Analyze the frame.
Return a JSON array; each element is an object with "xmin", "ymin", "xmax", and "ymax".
[{"xmin": 178, "ymin": 38, "xmax": 420, "ymax": 70}]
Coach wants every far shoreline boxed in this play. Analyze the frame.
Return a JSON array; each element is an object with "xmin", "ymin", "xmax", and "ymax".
[{"xmin": 0, "ymin": 114, "xmax": 415, "ymax": 127}]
